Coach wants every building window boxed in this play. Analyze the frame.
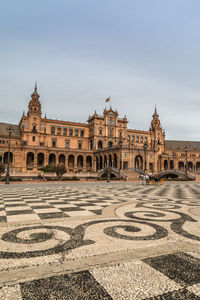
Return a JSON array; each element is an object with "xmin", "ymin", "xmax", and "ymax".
[
  {"xmin": 52, "ymin": 139, "xmax": 56, "ymax": 147},
  {"xmin": 57, "ymin": 128, "xmax": 61, "ymax": 135},
  {"xmin": 136, "ymin": 136, "xmax": 139, "ymax": 142},
  {"xmin": 40, "ymin": 142, "xmax": 44, "ymax": 147},
  {"xmin": 32, "ymin": 125, "xmax": 37, "ymax": 133},
  {"xmin": 32, "ymin": 136, "xmax": 35, "ymax": 141},
  {"xmin": 119, "ymin": 130, "xmax": 122, "ymax": 137},
  {"xmin": 132, "ymin": 136, "xmax": 135, "ymax": 142},
  {"xmin": 51, "ymin": 127, "xmax": 55, "ymax": 134},
  {"xmin": 127, "ymin": 135, "xmax": 130, "ymax": 142},
  {"xmin": 80, "ymin": 130, "xmax": 84, "ymax": 137},
  {"xmin": 75, "ymin": 129, "xmax": 79, "ymax": 136},
  {"xmin": 69, "ymin": 129, "xmax": 73, "ymax": 136},
  {"xmin": 63, "ymin": 128, "xmax": 67, "ymax": 135},
  {"xmin": 99, "ymin": 128, "xmax": 102, "ymax": 136},
  {"xmin": 108, "ymin": 141, "xmax": 113, "ymax": 148},
  {"xmin": 78, "ymin": 141, "xmax": 82, "ymax": 149},
  {"xmin": 140, "ymin": 136, "xmax": 143, "ymax": 143},
  {"xmin": 65, "ymin": 139, "xmax": 70, "ymax": 148},
  {"xmin": 109, "ymin": 128, "xmax": 113, "ymax": 137}
]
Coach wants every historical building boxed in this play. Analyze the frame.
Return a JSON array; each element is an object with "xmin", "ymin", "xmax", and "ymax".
[{"xmin": 0, "ymin": 84, "xmax": 200, "ymax": 177}]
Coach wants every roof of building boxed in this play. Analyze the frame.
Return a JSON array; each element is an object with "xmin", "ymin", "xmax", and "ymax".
[
  {"xmin": 0, "ymin": 122, "xmax": 21, "ymax": 139},
  {"xmin": 127, "ymin": 129, "xmax": 149, "ymax": 134},
  {"xmin": 166, "ymin": 140, "xmax": 200, "ymax": 151}
]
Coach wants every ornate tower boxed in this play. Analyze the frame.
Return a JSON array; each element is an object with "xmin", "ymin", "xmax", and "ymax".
[
  {"xmin": 150, "ymin": 106, "xmax": 161, "ymax": 130},
  {"xmin": 28, "ymin": 83, "xmax": 42, "ymax": 117},
  {"xmin": 149, "ymin": 106, "xmax": 165, "ymax": 153}
]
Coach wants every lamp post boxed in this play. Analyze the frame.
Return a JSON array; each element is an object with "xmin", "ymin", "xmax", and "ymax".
[
  {"xmin": 172, "ymin": 152, "xmax": 176, "ymax": 170},
  {"xmin": 119, "ymin": 138, "xmax": 123, "ymax": 170},
  {"xmin": 5, "ymin": 125, "xmax": 13, "ymax": 185},
  {"xmin": 185, "ymin": 146, "xmax": 188, "ymax": 179},
  {"xmin": 143, "ymin": 141, "xmax": 148, "ymax": 172}
]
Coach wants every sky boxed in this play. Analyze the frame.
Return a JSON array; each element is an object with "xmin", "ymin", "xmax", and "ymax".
[{"xmin": 0, "ymin": 0, "xmax": 200, "ymax": 140}]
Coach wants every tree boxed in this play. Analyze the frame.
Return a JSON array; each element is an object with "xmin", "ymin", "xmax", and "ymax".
[
  {"xmin": 55, "ymin": 164, "xmax": 67, "ymax": 180},
  {"xmin": 42, "ymin": 164, "xmax": 67, "ymax": 180},
  {"xmin": 0, "ymin": 163, "xmax": 5, "ymax": 179},
  {"xmin": 42, "ymin": 164, "xmax": 56, "ymax": 173}
]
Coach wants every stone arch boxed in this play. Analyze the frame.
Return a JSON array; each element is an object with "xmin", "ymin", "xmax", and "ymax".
[
  {"xmin": 59, "ymin": 154, "xmax": 65, "ymax": 165},
  {"xmin": 164, "ymin": 160, "xmax": 168, "ymax": 169},
  {"xmin": 77, "ymin": 155, "xmax": 83, "ymax": 169},
  {"xmin": 196, "ymin": 162, "xmax": 200, "ymax": 171},
  {"xmin": 37, "ymin": 153, "xmax": 44, "ymax": 167},
  {"xmin": 169, "ymin": 160, "xmax": 174, "ymax": 169},
  {"xmin": 3, "ymin": 152, "xmax": 13, "ymax": 164},
  {"xmin": 49, "ymin": 153, "xmax": 56, "ymax": 166},
  {"xmin": 104, "ymin": 155, "xmax": 107, "ymax": 168},
  {"xmin": 135, "ymin": 155, "xmax": 143, "ymax": 169},
  {"xmin": 113, "ymin": 153, "xmax": 118, "ymax": 168},
  {"xmin": 86, "ymin": 156, "xmax": 92, "ymax": 169},
  {"xmin": 188, "ymin": 161, "xmax": 193, "ymax": 170},
  {"xmin": 96, "ymin": 156, "xmax": 99, "ymax": 170},
  {"xmin": 178, "ymin": 161, "xmax": 184, "ymax": 170},
  {"xmin": 109, "ymin": 153, "xmax": 113, "ymax": 167},
  {"xmin": 68, "ymin": 155, "xmax": 74, "ymax": 169},
  {"xmin": 26, "ymin": 152, "xmax": 34, "ymax": 167},
  {"xmin": 100, "ymin": 155, "xmax": 103, "ymax": 169}
]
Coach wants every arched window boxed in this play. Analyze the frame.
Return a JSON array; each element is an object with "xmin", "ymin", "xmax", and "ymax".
[
  {"xmin": 69, "ymin": 129, "xmax": 73, "ymax": 136},
  {"xmin": 98, "ymin": 141, "xmax": 103, "ymax": 149},
  {"xmin": 51, "ymin": 127, "xmax": 55, "ymax": 134},
  {"xmin": 32, "ymin": 124, "xmax": 37, "ymax": 132},
  {"xmin": 75, "ymin": 129, "xmax": 79, "ymax": 136},
  {"xmin": 80, "ymin": 130, "xmax": 84, "ymax": 137},
  {"xmin": 63, "ymin": 128, "xmax": 67, "ymax": 135},
  {"xmin": 57, "ymin": 128, "xmax": 61, "ymax": 135},
  {"xmin": 99, "ymin": 128, "xmax": 102, "ymax": 136},
  {"xmin": 127, "ymin": 135, "xmax": 130, "ymax": 142},
  {"xmin": 108, "ymin": 141, "xmax": 113, "ymax": 148},
  {"xmin": 140, "ymin": 136, "xmax": 143, "ymax": 143},
  {"xmin": 136, "ymin": 136, "xmax": 139, "ymax": 142},
  {"xmin": 132, "ymin": 136, "xmax": 135, "ymax": 142}
]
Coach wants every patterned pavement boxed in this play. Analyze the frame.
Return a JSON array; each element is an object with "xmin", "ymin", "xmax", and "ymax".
[{"xmin": 0, "ymin": 182, "xmax": 199, "ymax": 299}]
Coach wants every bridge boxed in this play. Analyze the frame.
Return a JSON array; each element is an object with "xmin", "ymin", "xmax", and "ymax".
[
  {"xmin": 98, "ymin": 167, "xmax": 127, "ymax": 180},
  {"xmin": 157, "ymin": 169, "xmax": 195, "ymax": 180}
]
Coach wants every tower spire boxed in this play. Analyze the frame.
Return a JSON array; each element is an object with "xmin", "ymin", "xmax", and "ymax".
[{"xmin": 35, "ymin": 81, "xmax": 37, "ymax": 92}]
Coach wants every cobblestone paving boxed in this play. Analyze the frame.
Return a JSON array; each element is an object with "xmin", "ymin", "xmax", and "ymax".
[{"xmin": 0, "ymin": 182, "xmax": 199, "ymax": 299}]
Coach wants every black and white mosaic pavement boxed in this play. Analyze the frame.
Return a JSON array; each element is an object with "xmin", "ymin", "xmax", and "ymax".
[
  {"xmin": 0, "ymin": 186, "xmax": 127, "ymax": 222},
  {"xmin": 0, "ymin": 182, "xmax": 199, "ymax": 299},
  {"xmin": 1, "ymin": 251, "xmax": 200, "ymax": 299}
]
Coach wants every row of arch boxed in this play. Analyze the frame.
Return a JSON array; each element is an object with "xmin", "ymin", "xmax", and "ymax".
[
  {"xmin": 51, "ymin": 127, "xmax": 84, "ymax": 137},
  {"xmin": 2, "ymin": 152, "xmax": 200, "ymax": 172},
  {"xmin": 25, "ymin": 152, "xmax": 92, "ymax": 170},
  {"xmin": 163, "ymin": 159, "xmax": 200, "ymax": 170}
]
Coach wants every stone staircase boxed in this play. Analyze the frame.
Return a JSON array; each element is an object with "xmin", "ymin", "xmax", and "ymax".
[{"xmin": 125, "ymin": 169, "xmax": 141, "ymax": 181}]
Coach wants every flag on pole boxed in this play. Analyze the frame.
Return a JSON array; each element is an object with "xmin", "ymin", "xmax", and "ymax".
[{"xmin": 105, "ymin": 97, "xmax": 111, "ymax": 103}]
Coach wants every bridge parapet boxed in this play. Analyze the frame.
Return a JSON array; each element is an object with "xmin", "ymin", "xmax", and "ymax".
[{"xmin": 157, "ymin": 169, "xmax": 195, "ymax": 180}]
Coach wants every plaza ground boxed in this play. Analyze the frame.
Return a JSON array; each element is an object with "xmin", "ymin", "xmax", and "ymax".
[{"xmin": 0, "ymin": 182, "xmax": 199, "ymax": 299}]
